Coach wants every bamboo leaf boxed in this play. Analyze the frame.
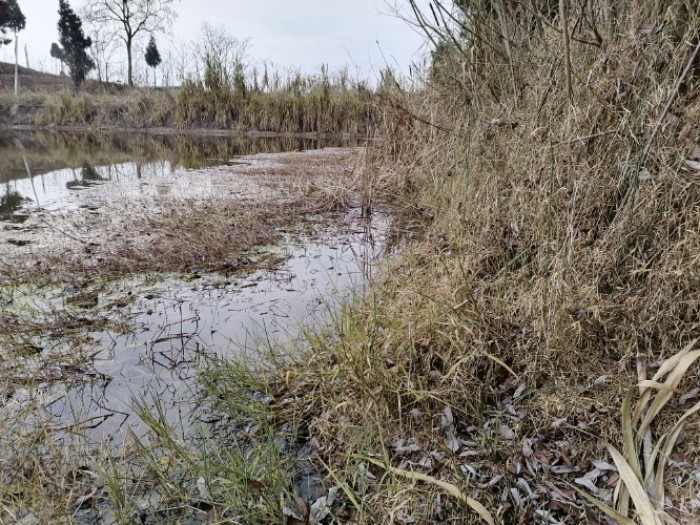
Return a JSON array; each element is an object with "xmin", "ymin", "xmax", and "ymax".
[
  {"xmin": 639, "ymin": 350, "xmax": 700, "ymax": 436},
  {"xmin": 654, "ymin": 398, "xmax": 700, "ymax": 511},
  {"xmin": 607, "ymin": 445, "xmax": 662, "ymax": 525}
]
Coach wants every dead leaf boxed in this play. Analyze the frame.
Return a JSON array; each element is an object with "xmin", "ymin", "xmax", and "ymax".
[
  {"xmin": 592, "ymin": 376, "xmax": 609, "ymax": 387},
  {"xmin": 442, "ymin": 406, "xmax": 461, "ymax": 453},
  {"xmin": 196, "ymin": 477, "xmax": 211, "ymax": 501},
  {"xmin": 549, "ymin": 465, "xmax": 580, "ymax": 475},
  {"xmin": 284, "ymin": 505, "xmax": 306, "ymax": 525},
  {"xmin": 583, "ymin": 468, "xmax": 603, "ymax": 482},
  {"xmin": 574, "ymin": 477, "xmax": 599, "ymax": 494},
  {"xmin": 550, "ymin": 418, "xmax": 567, "ymax": 429},
  {"xmin": 688, "ymin": 145, "xmax": 700, "ymax": 160},
  {"xmin": 685, "ymin": 160, "xmax": 700, "ymax": 171},
  {"xmin": 679, "ymin": 387, "xmax": 700, "ymax": 405},
  {"xmin": 310, "ymin": 487, "xmax": 339, "ymax": 524},
  {"xmin": 638, "ymin": 23, "xmax": 659, "ymax": 36},
  {"xmin": 639, "ymin": 168, "xmax": 652, "ymax": 182},
  {"xmin": 247, "ymin": 479, "xmax": 266, "ymax": 490},
  {"xmin": 592, "ymin": 460, "xmax": 617, "ymax": 472},
  {"xmin": 499, "ymin": 424, "xmax": 516, "ymax": 441},
  {"xmin": 606, "ymin": 472, "xmax": 620, "ymax": 487}
]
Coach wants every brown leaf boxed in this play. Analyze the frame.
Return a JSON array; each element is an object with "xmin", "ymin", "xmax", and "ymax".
[
  {"xmin": 605, "ymin": 472, "xmax": 620, "ymax": 487},
  {"xmin": 247, "ymin": 479, "xmax": 266, "ymax": 490}
]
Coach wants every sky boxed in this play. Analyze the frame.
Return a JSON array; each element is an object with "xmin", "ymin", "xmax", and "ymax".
[{"xmin": 0, "ymin": 0, "xmax": 429, "ymax": 83}]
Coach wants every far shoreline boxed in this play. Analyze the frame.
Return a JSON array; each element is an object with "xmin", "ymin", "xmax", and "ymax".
[{"xmin": 1, "ymin": 123, "xmax": 370, "ymax": 141}]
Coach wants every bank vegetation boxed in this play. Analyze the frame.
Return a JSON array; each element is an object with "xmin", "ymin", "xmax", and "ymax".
[{"xmin": 193, "ymin": 1, "xmax": 700, "ymax": 524}]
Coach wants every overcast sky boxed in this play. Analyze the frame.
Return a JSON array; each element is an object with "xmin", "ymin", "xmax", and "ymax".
[{"xmin": 0, "ymin": 0, "xmax": 429, "ymax": 83}]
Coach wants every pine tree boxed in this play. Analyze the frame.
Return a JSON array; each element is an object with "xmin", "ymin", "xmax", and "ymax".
[
  {"xmin": 50, "ymin": 42, "xmax": 65, "ymax": 74},
  {"xmin": 0, "ymin": 0, "xmax": 24, "ymax": 47},
  {"xmin": 56, "ymin": 0, "xmax": 95, "ymax": 89},
  {"xmin": 144, "ymin": 35, "xmax": 162, "ymax": 87},
  {"xmin": 0, "ymin": 0, "xmax": 25, "ymax": 96}
]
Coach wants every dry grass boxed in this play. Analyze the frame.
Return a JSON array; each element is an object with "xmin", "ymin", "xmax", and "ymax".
[{"xmin": 187, "ymin": 2, "xmax": 700, "ymax": 524}]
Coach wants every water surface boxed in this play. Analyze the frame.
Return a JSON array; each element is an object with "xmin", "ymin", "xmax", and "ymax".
[{"xmin": 0, "ymin": 130, "xmax": 386, "ymax": 448}]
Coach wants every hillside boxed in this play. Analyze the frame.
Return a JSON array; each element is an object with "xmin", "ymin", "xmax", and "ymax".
[{"xmin": 0, "ymin": 61, "xmax": 125, "ymax": 94}]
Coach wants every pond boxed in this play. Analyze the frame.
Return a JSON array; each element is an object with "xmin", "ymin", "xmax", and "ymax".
[
  {"xmin": 0, "ymin": 130, "xmax": 358, "ymax": 223},
  {"xmin": 0, "ymin": 130, "xmax": 391, "ymax": 450}
]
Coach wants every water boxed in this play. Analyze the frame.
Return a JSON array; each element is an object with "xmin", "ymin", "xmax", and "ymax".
[
  {"xmin": 45, "ymin": 211, "xmax": 387, "ymax": 445},
  {"xmin": 0, "ymin": 130, "xmax": 360, "ymax": 223},
  {"xmin": 0, "ymin": 130, "xmax": 388, "ymax": 448}
]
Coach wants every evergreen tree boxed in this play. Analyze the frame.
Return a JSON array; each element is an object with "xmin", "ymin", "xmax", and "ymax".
[
  {"xmin": 144, "ymin": 35, "xmax": 162, "ymax": 87},
  {"xmin": 0, "ymin": 0, "xmax": 24, "ymax": 46},
  {"xmin": 50, "ymin": 42, "xmax": 65, "ymax": 74},
  {"xmin": 56, "ymin": 0, "xmax": 94, "ymax": 89},
  {"xmin": 1, "ymin": 0, "xmax": 25, "ymax": 96}
]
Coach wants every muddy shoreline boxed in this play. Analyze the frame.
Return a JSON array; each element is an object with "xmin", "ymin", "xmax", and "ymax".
[{"xmin": 2, "ymin": 121, "xmax": 369, "ymax": 141}]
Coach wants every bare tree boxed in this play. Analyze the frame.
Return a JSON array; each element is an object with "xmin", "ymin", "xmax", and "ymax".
[
  {"xmin": 88, "ymin": 25, "xmax": 117, "ymax": 84},
  {"xmin": 197, "ymin": 22, "xmax": 250, "ymax": 92},
  {"xmin": 172, "ymin": 36, "xmax": 196, "ymax": 84},
  {"xmin": 84, "ymin": 0, "xmax": 177, "ymax": 87}
]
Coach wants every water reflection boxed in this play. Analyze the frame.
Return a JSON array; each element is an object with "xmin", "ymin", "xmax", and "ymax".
[
  {"xmin": 0, "ymin": 130, "xmax": 361, "ymax": 222},
  {"xmin": 0, "ymin": 184, "xmax": 32, "ymax": 223},
  {"xmin": 65, "ymin": 163, "xmax": 109, "ymax": 191}
]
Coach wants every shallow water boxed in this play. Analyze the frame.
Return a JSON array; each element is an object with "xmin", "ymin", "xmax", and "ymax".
[
  {"xmin": 0, "ymin": 131, "xmax": 386, "ymax": 449},
  {"xmin": 0, "ymin": 130, "xmax": 359, "ymax": 223},
  {"xmin": 45, "ymin": 210, "xmax": 388, "ymax": 445}
]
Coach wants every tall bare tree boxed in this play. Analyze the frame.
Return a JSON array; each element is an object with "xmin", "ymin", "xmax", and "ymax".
[{"xmin": 84, "ymin": 0, "xmax": 176, "ymax": 87}]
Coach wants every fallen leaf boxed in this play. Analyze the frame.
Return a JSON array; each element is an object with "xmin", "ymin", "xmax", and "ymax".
[
  {"xmin": 196, "ymin": 477, "xmax": 212, "ymax": 501},
  {"xmin": 481, "ymin": 475, "xmax": 504, "ymax": 488},
  {"xmin": 679, "ymin": 387, "xmax": 700, "ymax": 405},
  {"xmin": 685, "ymin": 160, "xmax": 700, "ymax": 171},
  {"xmin": 639, "ymin": 169, "xmax": 652, "ymax": 181},
  {"xmin": 689, "ymin": 145, "xmax": 700, "ymax": 160},
  {"xmin": 592, "ymin": 376, "xmax": 609, "ymax": 387},
  {"xmin": 283, "ymin": 505, "xmax": 306, "ymax": 525},
  {"xmin": 583, "ymin": 468, "xmax": 603, "ymax": 481},
  {"xmin": 247, "ymin": 479, "xmax": 266, "ymax": 490},
  {"xmin": 442, "ymin": 406, "xmax": 461, "ymax": 453},
  {"xmin": 638, "ymin": 23, "xmax": 658, "ymax": 35},
  {"xmin": 592, "ymin": 460, "xmax": 617, "ymax": 472},
  {"xmin": 605, "ymin": 472, "xmax": 620, "ymax": 487},
  {"xmin": 574, "ymin": 477, "xmax": 599, "ymax": 494},
  {"xmin": 500, "ymin": 424, "xmax": 516, "ymax": 441},
  {"xmin": 515, "ymin": 478, "xmax": 538, "ymax": 500},
  {"xmin": 513, "ymin": 382, "xmax": 528, "ymax": 399},
  {"xmin": 549, "ymin": 465, "xmax": 580, "ymax": 475},
  {"xmin": 551, "ymin": 418, "xmax": 568, "ymax": 429},
  {"xmin": 310, "ymin": 487, "xmax": 339, "ymax": 524}
]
